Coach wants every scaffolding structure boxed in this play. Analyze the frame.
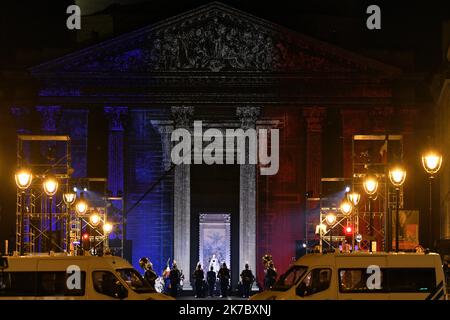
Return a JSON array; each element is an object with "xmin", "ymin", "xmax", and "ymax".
[
  {"xmin": 316, "ymin": 135, "xmax": 404, "ymax": 252},
  {"xmin": 318, "ymin": 178, "xmax": 351, "ymax": 252},
  {"xmin": 71, "ymin": 178, "xmax": 124, "ymax": 257},
  {"xmin": 351, "ymin": 134, "xmax": 404, "ymax": 252},
  {"xmin": 16, "ymin": 135, "xmax": 72, "ymax": 254}
]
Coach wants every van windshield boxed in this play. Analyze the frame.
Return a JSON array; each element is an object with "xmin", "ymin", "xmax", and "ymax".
[
  {"xmin": 272, "ymin": 266, "xmax": 308, "ymax": 291},
  {"xmin": 117, "ymin": 269, "xmax": 155, "ymax": 294}
]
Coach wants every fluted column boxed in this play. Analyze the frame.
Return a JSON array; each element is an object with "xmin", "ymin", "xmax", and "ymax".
[
  {"xmin": 236, "ymin": 106, "xmax": 260, "ymax": 276},
  {"xmin": 171, "ymin": 105, "xmax": 194, "ymax": 288},
  {"xmin": 303, "ymin": 107, "xmax": 326, "ymax": 205},
  {"xmin": 104, "ymin": 107, "xmax": 128, "ymax": 255},
  {"xmin": 104, "ymin": 107, "xmax": 128, "ymax": 197}
]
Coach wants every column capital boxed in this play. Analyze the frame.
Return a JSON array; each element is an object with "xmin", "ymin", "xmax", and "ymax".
[
  {"xmin": 104, "ymin": 106, "xmax": 128, "ymax": 131},
  {"xmin": 236, "ymin": 106, "xmax": 261, "ymax": 129},
  {"xmin": 171, "ymin": 106, "xmax": 194, "ymax": 128},
  {"xmin": 10, "ymin": 106, "xmax": 31, "ymax": 133},
  {"xmin": 36, "ymin": 106, "xmax": 62, "ymax": 132},
  {"xmin": 303, "ymin": 106, "xmax": 326, "ymax": 132}
]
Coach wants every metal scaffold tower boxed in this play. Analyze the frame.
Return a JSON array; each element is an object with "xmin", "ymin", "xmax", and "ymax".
[
  {"xmin": 16, "ymin": 135, "xmax": 71, "ymax": 255},
  {"xmin": 351, "ymin": 135, "xmax": 404, "ymax": 252}
]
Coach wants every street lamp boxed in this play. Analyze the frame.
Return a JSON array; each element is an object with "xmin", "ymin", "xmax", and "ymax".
[
  {"xmin": 363, "ymin": 175, "xmax": 378, "ymax": 237},
  {"xmin": 325, "ymin": 212, "xmax": 337, "ymax": 251},
  {"xmin": 63, "ymin": 192, "xmax": 76, "ymax": 206},
  {"xmin": 346, "ymin": 191, "xmax": 360, "ymax": 251},
  {"xmin": 422, "ymin": 151, "xmax": 443, "ymax": 249},
  {"xmin": 389, "ymin": 166, "xmax": 406, "ymax": 252},
  {"xmin": 63, "ymin": 191, "xmax": 76, "ymax": 253},
  {"xmin": 340, "ymin": 200, "xmax": 353, "ymax": 216},
  {"xmin": 15, "ymin": 168, "xmax": 33, "ymax": 255},
  {"xmin": 347, "ymin": 191, "xmax": 361, "ymax": 206},
  {"xmin": 103, "ymin": 222, "xmax": 113, "ymax": 234},
  {"xmin": 90, "ymin": 211, "xmax": 101, "ymax": 255},
  {"xmin": 15, "ymin": 168, "xmax": 33, "ymax": 190},
  {"xmin": 75, "ymin": 193, "xmax": 88, "ymax": 254},
  {"xmin": 43, "ymin": 175, "xmax": 59, "ymax": 252}
]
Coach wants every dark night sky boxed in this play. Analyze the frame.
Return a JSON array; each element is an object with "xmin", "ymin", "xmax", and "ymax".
[{"xmin": 1, "ymin": 0, "xmax": 450, "ymax": 245}]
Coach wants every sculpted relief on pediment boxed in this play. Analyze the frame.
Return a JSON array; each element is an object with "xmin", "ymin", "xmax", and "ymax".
[{"xmin": 63, "ymin": 11, "xmax": 352, "ymax": 73}]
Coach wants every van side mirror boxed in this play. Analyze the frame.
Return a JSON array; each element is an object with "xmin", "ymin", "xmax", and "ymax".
[{"xmin": 296, "ymin": 283, "xmax": 307, "ymax": 297}]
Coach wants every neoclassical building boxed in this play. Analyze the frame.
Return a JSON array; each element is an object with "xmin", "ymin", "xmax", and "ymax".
[{"xmin": 11, "ymin": 2, "xmax": 424, "ymax": 286}]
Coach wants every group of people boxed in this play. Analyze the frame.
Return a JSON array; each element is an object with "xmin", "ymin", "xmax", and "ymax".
[
  {"xmin": 138, "ymin": 253, "xmax": 278, "ymax": 298},
  {"xmin": 193, "ymin": 262, "xmax": 232, "ymax": 298},
  {"xmin": 139, "ymin": 257, "xmax": 184, "ymax": 297}
]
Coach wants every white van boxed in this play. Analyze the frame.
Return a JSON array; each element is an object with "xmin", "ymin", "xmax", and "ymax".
[
  {"xmin": 250, "ymin": 252, "xmax": 447, "ymax": 300},
  {"xmin": 0, "ymin": 254, "xmax": 174, "ymax": 300}
]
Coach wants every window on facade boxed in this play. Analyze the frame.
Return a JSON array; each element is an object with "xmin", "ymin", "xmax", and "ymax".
[{"xmin": 298, "ymin": 268, "xmax": 332, "ymax": 296}]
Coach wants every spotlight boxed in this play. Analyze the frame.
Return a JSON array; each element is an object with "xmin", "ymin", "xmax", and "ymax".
[
  {"xmin": 345, "ymin": 186, "xmax": 350, "ymax": 193},
  {"xmin": 302, "ymin": 243, "xmax": 307, "ymax": 248},
  {"xmin": 73, "ymin": 187, "xmax": 78, "ymax": 192},
  {"xmin": 83, "ymin": 187, "xmax": 88, "ymax": 192}
]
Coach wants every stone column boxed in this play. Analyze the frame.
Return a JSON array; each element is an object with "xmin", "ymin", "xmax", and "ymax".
[
  {"xmin": 36, "ymin": 106, "xmax": 61, "ymax": 133},
  {"xmin": 171, "ymin": 106, "xmax": 194, "ymax": 288},
  {"xmin": 104, "ymin": 107, "xmax": 128, "ymax": 197},
  {"xmin": 236, "ymin": 106, "xmax": 260, "ymax": 276},
  {"xmin": 104, "ymin": 107, "xmax": 128, "ymax": 252},
  {"xmin": 303, "ymin": 107, "xmax": 326, "ymax": 203}
]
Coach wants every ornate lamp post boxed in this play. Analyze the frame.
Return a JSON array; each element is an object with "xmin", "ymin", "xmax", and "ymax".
[
  {"xmin": 422, "ymin": 151, "xmax": 443, "ymax": 249},
  {"xmin": 363, "ymin": 175, "xmax": 378, "ymax": 237},
  {"xmin": 103, "ymin": 222, "xmax": 113, "ymax": 250},
  {"xmin": 15, "ymin": 168, "xmax": 33, "ymax": 255},
  {"xmin": 63, "ymin": 191, "xmax": 76, "ymax": 252},
  {"xmin": 325, "ymin": 212, "xmax": 337, "ymax": 251},
  {"xmin": 43, "ymin": 175, "xmax": 58, "ymax": 252},
  {"xmin": 347, "ymin": 191, "xmax": 360, "ymax": 251},
  {"xmin": 75, "ymin": 193, "xmax": 88, "ymax": 254},
  {"xmin": 388, "ymin": 166, "xmax": 406, "ymax": 252},
  {"xmin": 90, "ymin": 211, "xmax": 101, "ymax": 255}
]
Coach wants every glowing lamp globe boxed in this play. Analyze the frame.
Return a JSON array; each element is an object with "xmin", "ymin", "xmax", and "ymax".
[
  {"xmin": 363, "ymin": 175, "xmax": 378, "ymax": 196},
  {"xmin": 75, "ymin": 200, "xmax": 88, "ymax": 215},
  {"xmin": 340, "ymin": 200, "xmax": 353, "ymax": 216},
  {"xmin": 89, "ymin": 212, "xmax": 101, "ymax": 227},
  {"xmin": 346, "ymin": 191, "xmax": 361, "ymax": 206},
  {"xmin": 43, "ymin": 176, "xmax": 59, "ymax": 197},
  {"xmin": 422, "ymin": 152, "xmax": 442, "ymax": 176},
  {"xmin": 63, "ymin": 192, "xmax": 77, "ymax": 206},
  {"xmin": 389, "ymin": 167, "xmax": 406, "ymax": 188},
  {"xmin": 103, "ymin": 223, "xmax": 113, "ymax": 234},
  {"xmin": 15, "ymin": 168, "xmax": 33, "ymax": 190},
  {"xmin": 325, "ymin": 213, "xmax": 337, "ymax": 226}
]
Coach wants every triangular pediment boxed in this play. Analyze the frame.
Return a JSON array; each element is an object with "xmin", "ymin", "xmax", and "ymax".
[{"xmin": 31, "ymin": 2, "xmax": 399, "ymax": 76}]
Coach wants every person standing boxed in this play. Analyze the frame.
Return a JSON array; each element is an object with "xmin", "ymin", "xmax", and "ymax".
[
  {"xmin": 240, "ymin": 263, "xmax": 255, "ymax": 298},
  {"xmin": 169, "ymin": 261, "xmax": 181, "ymax": 298},
  {"xmin": 218, "ymin": 262, "xmax": 230, "ymax": 298},
  {"xmin": 264, "ymin": 261, "xmax": 277, "ymax": 290},
  {"xmin": 207, "ymin": 266, "xmax": 217, "ymax": 297},
  {"xmin": 139, "ymin": 257, "xmax": 157, "ymax": 290},
  {"xmin": 193, "ymin": 263, "xmax": 205, "ymax": 298}
]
